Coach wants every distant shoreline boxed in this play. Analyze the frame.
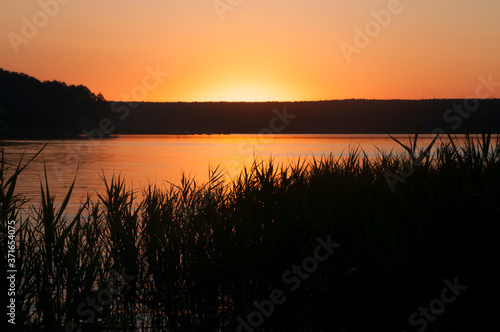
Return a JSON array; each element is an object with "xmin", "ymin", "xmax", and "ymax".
[
  {"xmin": 2, "ymin": 131, "xmax": 499, "ymax": 142},
  {"xmin": 2, "ymin": 99, "xmax": 500, "ymax": 140}
]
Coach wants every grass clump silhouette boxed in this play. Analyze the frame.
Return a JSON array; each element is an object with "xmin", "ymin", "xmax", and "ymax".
[{"xmin": 1, "ymin": 132, "xmax": 500, "ymax": 331}]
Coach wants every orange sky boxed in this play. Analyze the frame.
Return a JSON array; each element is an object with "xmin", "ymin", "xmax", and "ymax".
[{"xmin": 1, "ymin": 0, "xmax": 499, "ymax": 102}]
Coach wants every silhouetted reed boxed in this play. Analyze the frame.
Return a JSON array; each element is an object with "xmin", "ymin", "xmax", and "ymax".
[{"xmin": 2, "ymin": 132, "xmax": 500, "ymax": 331}]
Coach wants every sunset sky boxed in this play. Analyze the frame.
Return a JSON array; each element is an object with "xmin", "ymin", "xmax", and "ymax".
[{"xmin": 1, "ymin": 0, "xmax": 499, "ymax": 102}]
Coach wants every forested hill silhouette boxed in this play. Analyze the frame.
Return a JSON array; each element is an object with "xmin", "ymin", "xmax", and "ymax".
[
  {"xmin": 0, "ymin": 68, "xmax": 107, "ymax": 138},
  {"xmin": 1, "ymin": 68, "xmax": 499, "ymax": 138}
]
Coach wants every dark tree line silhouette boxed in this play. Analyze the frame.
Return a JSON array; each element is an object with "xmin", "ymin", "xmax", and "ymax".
[{"xmin": 0, "ymin": 68, "xmax": 107, "ymax": 138}]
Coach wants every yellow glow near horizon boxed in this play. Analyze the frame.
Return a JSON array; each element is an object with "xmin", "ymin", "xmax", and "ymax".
[
  {"xmin": 199, "ymin": 82, "xmax": 293, "ymax": 102},
  {"xmin": 204, "ymin": 88, "xmax": 284, "ymax": 102}
]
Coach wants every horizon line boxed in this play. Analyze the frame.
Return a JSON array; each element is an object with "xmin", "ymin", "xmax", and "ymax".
[{"xmin": 112, "ymin": 98, "xmax": 500, "ymax": 103}]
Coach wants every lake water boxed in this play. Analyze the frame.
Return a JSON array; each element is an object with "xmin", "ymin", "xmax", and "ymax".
[{"xmin": 3, "ymin": 134, "xmax": 446, "ymax": 212}]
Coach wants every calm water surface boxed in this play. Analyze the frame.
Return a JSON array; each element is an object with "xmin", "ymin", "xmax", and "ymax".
[{"xmin": 3, "ymin": 134, "xmax": 443, "ymax": 211}]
